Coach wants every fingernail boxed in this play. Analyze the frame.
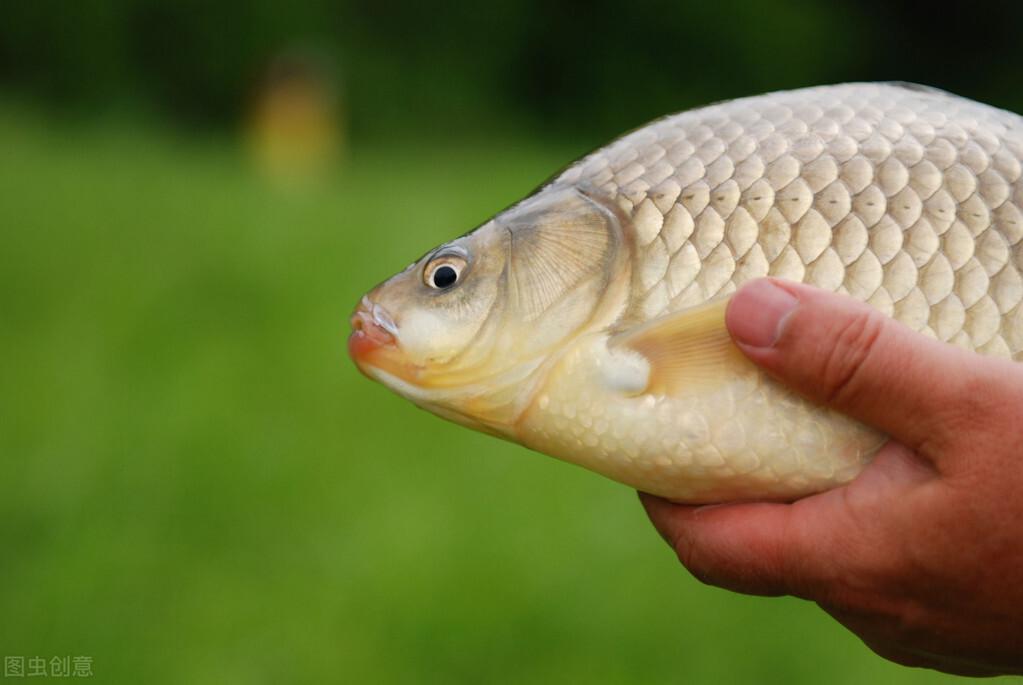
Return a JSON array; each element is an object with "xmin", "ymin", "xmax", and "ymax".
[{"xmin": 727, "ymin": 280, "xmax": 798, "ymax": 348}]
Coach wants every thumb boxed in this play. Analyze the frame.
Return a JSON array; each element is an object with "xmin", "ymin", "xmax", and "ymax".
[{"xmin": 724, "ymin": 278, "xmax": 1014, "ymax": 456}]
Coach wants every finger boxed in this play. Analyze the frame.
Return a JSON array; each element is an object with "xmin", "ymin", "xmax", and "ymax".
[
  {"xmin": 639, "ymin": 443, "xmax": 937, "ymax": 600},
  {"xmin": 638, "ymin": 491, "xmax": 834, "ymax": 597},
  {"xmin": 724, "ymin": 278, "xmax": 1019, "ymax": 456}
]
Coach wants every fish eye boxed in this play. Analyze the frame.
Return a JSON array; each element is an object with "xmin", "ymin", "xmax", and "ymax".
[
  {"xmin": 433, "ymin": 265, "xmax": 458, "ymax": 288},
  {"xmin": 424, "ymin": 253, "xmax": 467, "ymax": 290}
]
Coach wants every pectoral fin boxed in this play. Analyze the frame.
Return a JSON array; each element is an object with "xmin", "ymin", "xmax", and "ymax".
[{"xmin": 609, "ymin": 297, "xmax": 750, "ymax": 395}]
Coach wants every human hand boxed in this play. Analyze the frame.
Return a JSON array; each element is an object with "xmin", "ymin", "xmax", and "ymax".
[{"xmin": 640, "ymin": 278, "xmax": 1023, "ymax": 676}]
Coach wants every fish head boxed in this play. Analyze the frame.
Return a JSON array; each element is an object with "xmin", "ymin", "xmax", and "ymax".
[
  {"xmin": 348, "ymin": 224, "xmax": 506, "ymax": 382},
  {"xmin": 348, "ymin": 185, "xmax": 630, "ymax": 433}
]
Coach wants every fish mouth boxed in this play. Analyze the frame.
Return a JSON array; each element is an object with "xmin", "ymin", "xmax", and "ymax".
[
  {"xmin": 348, "ymin": 296, "xmax": 428, "ymax": 385},
  {"xmin": 348, "ymin": 297, "xmax": 480, "ymax": 390},
  {"xmin": 349, "ymin": 296, "xmax": 398, "ymax": 361}
]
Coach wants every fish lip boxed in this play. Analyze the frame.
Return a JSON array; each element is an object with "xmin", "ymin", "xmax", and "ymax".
[
  {"xmin": 369, "ymin": 300, "xmax": 399, "ymax": 337},
  {"xmin": 348, "ymin": 297, "xmax": 398, "ymax": 359},
  {"xmin": 351, "ymin": 297, "xmax": 398, "ymax": 335},
  {"xmin": 348, "ymin": 298, "xmax": 434, "ymax": 386}
]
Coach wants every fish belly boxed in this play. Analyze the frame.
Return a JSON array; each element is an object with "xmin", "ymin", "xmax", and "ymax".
[{"xmin": 517, "ymin": 334, "xmax": 880, "ymax": 502}]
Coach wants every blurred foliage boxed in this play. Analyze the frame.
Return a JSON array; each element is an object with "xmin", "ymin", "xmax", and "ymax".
[
  {"xmin": 2, "ymin": 2, "xmax": 1023, "ymax": 682},
  {"xmin": 2, "ymin": 0, "xmax": 1022, "ymax": 142},
  {"xmin": 0, "ymin": 106, "xmax": 981, "ymax": 685}
]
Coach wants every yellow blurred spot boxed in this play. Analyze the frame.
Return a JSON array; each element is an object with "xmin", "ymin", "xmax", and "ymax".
[{"xmin": 245, "ymin": 54, "xmax": 343, "ymax": 186}]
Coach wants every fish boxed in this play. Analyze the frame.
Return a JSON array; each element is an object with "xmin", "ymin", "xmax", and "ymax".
[{"xmin": 348, "ymin": 82, "xmax": 1023, "ymax": 503}]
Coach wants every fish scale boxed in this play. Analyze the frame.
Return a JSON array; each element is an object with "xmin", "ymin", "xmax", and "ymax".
[
  {"xmin": 557, "ymin": 83, "xmax": 1023, "ymax": 356},
  {"xmin": 352, "ymin": 83, "xmax": 1023, "ymax": 502},
  {"xmin": 512, "ymin": 83, "xmax": 1023, "ymax": 501}
]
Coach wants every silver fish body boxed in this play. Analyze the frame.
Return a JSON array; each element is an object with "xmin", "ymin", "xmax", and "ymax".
[
  {"xmin": 557, "ymin": 83, "xmax": 1023, "ymax": 346},
  {"xmin": 352, "ymin": 83, "xmax": 1023, "ymax": 502}
]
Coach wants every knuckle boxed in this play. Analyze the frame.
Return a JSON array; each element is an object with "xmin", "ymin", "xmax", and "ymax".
[{"xmin": 816, "ymin": 308, "xmax": 886, "ymax": 409}]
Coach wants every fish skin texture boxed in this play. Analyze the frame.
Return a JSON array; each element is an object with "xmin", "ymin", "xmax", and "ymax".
[
  {"xmin": 555, "ymin": 83, "xmax": 1023, "ymax": 356},
  {"xmin": 515, "ymin": 83, "xmax": 1023, "ymax": 502}
]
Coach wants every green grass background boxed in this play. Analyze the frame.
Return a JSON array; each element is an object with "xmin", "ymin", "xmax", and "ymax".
[{"xmin": 0, "ymin": 108, "xmax": 1009, "ymax": 684}]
